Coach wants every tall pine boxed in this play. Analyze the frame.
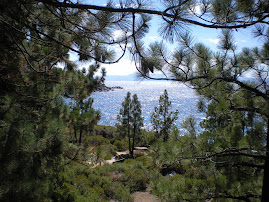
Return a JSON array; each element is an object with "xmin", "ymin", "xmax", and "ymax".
[
  {"xmin": 151, "ymin": 89, "xmax": 178, "ymax": 141},
  {"xmin": 117, "ymin": 92, "xmax": 143, "ymax": 158}
]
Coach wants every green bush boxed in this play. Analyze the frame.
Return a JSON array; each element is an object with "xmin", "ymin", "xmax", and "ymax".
[
  {"xmin": 113, "ymin": 140, "xmax": 129, "ymax": 151},
  {"xmin": 151, "ymin": 174, "xmax": 209, "ymax": 201},
  {"xmin": 139, "ymin": 130, "xmax": 158, "ymax": 146},
  {"xmin": 53, "ymin": 181, "xmax": 102, "ymax": 202},
  {"xmin": 85, "ymin": 135, "xmax": 110, "ymax": 146},
  {"xmin": 135, "ymin": 156, "xmax": 152, "ymax": 167},
  {"xmin": 53, "ymin": 145, "xmax": 153, "ymax": 201},
  {"xmin": 104, "ymin": 153, "xmax": 113, "ymax": 160},
  {"xmin": 94, "ymin": 125, "xmax": 117, "ymax": 139},
  {"xmin": 119, "ymin": 168, "xmax": 148, "ymax": 192},
  {"xmin": 112, "ymin": 182, "xmax": 133, "ymax": 202}
]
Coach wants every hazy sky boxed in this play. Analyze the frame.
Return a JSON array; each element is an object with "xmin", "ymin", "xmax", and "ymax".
[{"xmin": 71, "ymin": 0, "xmax": 261, "ymax": 76}]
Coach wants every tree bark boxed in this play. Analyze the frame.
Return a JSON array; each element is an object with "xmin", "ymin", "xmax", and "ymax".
[
  {"xmin": 262, "ymin": 118, "xmax": 269, "ymax": 202},
  {"xmin": 74, "ymin": 126, "xmax": 77, "ymax": 143},
  {"xmin": 128, "ymin": 124, "xmax": 132, "ymax": 158},
  {"xmin": 78, "ymin": 126, "xmax": 82, "ymax": 144},
  {"xmin": 132, "ymin": 124, "xmax": 136, "ymax": 159}
]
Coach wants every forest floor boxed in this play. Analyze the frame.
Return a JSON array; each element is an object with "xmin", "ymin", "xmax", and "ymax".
[
  {"xmin": 109, "ymin": 186, "xmax": 160, "ymax": 202},
  {"xmin": 132, "ymin": 185, "xmax": 160, "ymax": 202},
  {"xmin": 88, "ymin": 149, "xmax": 149, "ymax": 167},
  {"xmin": 86, "ymin": 151, "xmax": 129, "ymax": 167},
  {"xmin": 132, "ymin": 190, "xmax": 160, "ymax": 202}
]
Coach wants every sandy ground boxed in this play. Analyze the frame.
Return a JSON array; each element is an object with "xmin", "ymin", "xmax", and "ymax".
[
  {"xmin": 133, "ymin": 191, "xmax": 161, "ymax": 202},
  {"xmin": 132, "ymin": 185, "xmax": 161, "ymax": 202},
  {"xmin": 88, "ymin": 148, "xmax": 148, "ymax": 167},
  {"xmin": 109, "ymin": 190, "xmax": 160, "ymax": 202},
  {"xmin": 87, "ymin": 150, "xmax": 129, "ymax": 167}
]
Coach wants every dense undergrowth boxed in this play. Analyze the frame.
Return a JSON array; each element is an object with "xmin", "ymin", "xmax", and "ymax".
[{"xmin": 60, "ymin": 125, "xmax": 262, "ymax": 202}]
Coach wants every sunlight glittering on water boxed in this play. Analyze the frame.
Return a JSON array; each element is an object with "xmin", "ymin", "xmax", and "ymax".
[{"xmin": 91, "ymin": 81, "xmax": 205, "ymax": 131}]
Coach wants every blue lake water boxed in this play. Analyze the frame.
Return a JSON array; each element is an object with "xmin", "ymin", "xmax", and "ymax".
[{"xmin": 91, "ymin": 81, "xmax": 205, "ymax": 131}]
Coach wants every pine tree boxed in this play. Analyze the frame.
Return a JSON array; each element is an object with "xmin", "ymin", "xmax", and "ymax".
[
  {"xmin": 117, "ymin": 92, "xmax": 143, "ymax": 158},
  {"xmin": 0, "ymin": 1, "xmax": 113, "ymax": 199},
  {"xmin": 146, "ymin": 29, "xmax": 268, "ymax": 201},
  {"xmin": 130, "ymin": 94, "xmax": 144, "ymax": 158},
  {"xmin": 151, "ymin": 89, "xmax": 178, "ymax": 141},
  {"xmin": 117, "ymin": 92, "xmax": 132, "ymax": 156},
  {"xmin": 70, "ymin": 97, "xmax": 101, "ymax": 144}
]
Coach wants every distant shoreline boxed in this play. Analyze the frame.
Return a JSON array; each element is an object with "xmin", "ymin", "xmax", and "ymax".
[{"xmin": 95, "ymin": 84, "xmax": 123, "ymax": 92}]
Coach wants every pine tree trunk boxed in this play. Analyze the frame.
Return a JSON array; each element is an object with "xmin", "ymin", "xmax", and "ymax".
[
  {"xmin": 262, "ymin": 159, "xmax": 269, "ymax": 201},
  {"xmin": 79, "ymin": 126, "xmax": 82, "ymax": 144},
  {"xmin": 132, "ymin": 124, "xmax": 136, "ymax": 159},
  {"xmin": 74, "ymin": 126, "xmax": 77, "ymax": 143},
  {"xmin": 261, "ymin": 118, "xmax": 269, "ymax": 201},
  {"xmin": 128, "ymin": 124, "xmax": 132, "ymax": 158}
]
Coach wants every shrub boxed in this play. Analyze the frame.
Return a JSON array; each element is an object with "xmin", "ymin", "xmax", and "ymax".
[
  {"xmin": 139, "ymin": 130, "xmax": 158, "ymax": 146},
  {"xmin": 113, "ymin": 140, "xmax": 129, "ymax": 151},
  {"xmin": 85, "ymin": 135, "xmax": 110, "ymax": 146},
  {"xmin": 53, "ymin": 182, "xmax": 102, "ymax": 202},
  {"xmin": 151, "ymin": 174, "xmax": 209, "ymax": 201},
  {"xmin": 104, "ymin": 153, "xmax": 113, "ymax": 160},
  {"xmin": 119, "ymin": 168, "xmax": 148, "ymax": 192},
  {"xmin": 94, "ymin": 125, "xmax": 117, "ymax": 139},
  {"xmin": 135, "ymin": 156, "xmax": 152, "ymax": 167},
  {"xmin": 112, "ymin": 182, "xmax": 133, "ymax": 202}
]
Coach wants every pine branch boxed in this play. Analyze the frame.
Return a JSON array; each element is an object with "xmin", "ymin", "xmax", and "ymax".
[
  {"xmin": 37, "ymin": 0, "xmax": 269, "ymax": 29},
  {"xmin": 196, "ymin": 147, "xmax": 266, "ymax": 161}
]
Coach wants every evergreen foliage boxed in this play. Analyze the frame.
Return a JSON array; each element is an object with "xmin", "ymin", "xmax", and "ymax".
[
  {"xmin": 117, "ymin": 92, "xmax": 144, "ymax": 158},
  {"xmin": 151, "ymin": 89, "xmax": 178, "ymax": 141},
  {"xmin": 1, "ymin": 0, "xmax": 268, "ymax": 201},
  {"xmin": 53, "ymin": 156, "xmax": 152, "ymax": 201},
  {"xmin": 145, "ymin": 29, "xmax": 268, "ymax": 200},
  {"xmin": 117, "ymin": 92, "xmax": 132, "ymax": 156},
  {"xmin": 130, "ymin": 94, "xmax": 144, "ymax": 156},
  {"xmin": 0, "ymin": 0, "xmax": 116, "ymax": 199}
]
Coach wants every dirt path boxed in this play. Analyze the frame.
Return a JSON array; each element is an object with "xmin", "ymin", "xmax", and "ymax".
[
  {"xmin": 133, "ymin": 191, "xmax": 160, "ymax": 202},
  {"xmin": 132, "ymin": 186, "xmax": 161, "ymax": 202},
  {"xmin": 87, "ymin": 150, "xmax": 129, "ymax": 167}
]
